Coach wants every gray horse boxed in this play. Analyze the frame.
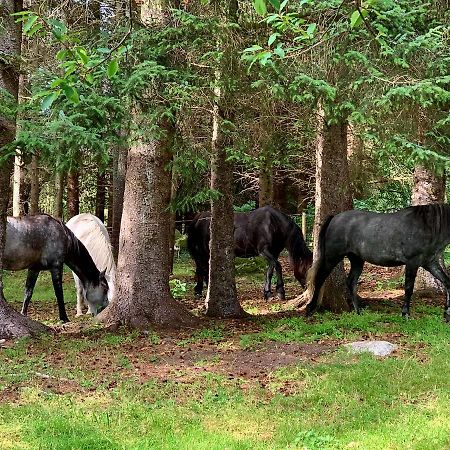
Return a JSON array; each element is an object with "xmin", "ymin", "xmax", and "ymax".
[
  {"xmin": 305, "ymin": 204, "xmax": 450, "ymax": 321},
  {"xmin": 4, "ymin": 214, "xmax": 109, "ymax": 322}
]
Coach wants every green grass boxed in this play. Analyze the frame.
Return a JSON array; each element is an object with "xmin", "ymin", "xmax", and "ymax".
[{"xmin": 3, "ymin": 260, "xmax": 450, "ymax": 449}]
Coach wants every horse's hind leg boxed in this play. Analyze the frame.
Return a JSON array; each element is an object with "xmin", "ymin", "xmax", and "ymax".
[
  {"xmin": 274, "ymin": 259, "xmax": 285, "ymax": 300},
  {"xmin": 305, "ymin": 258, "xmax": 341, "ymax": 316},
  {"xmin": 261, "ymin": 249, "xmax": 277, "ymax": 300},
  {"xmin": 194, "ymin": 260, "xmax": 208, "ymax": 296},
  {"xmin": 422, "ymin": 261, "xmax": 450, "ymax": 321},
  {"xmin": 51, "ymin": 266, "xmax": 69, "ymax": 323},
  {"xmin": 346, "ymin": 255, "xmax": 364, "ymax": 313},
  {"xmin": 21, "ymin": 269, "xmax": 40, "ymax": 316},
  {"xmin": 402, "ymin": 265, "xmax": 418, "ymax": 318}
]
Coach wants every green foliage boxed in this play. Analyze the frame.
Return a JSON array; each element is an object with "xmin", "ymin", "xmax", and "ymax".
[{"xmin": 169, "ymin": 279, "xmax": 187, "ymax": 299}]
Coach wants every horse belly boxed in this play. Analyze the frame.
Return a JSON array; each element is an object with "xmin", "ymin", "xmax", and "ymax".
[{"xmin": 3, "ymin": 244, "xmax": 43, "ymax": 271}]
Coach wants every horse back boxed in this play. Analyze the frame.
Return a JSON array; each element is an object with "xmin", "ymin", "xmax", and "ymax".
[
  {"xmin": 325, "ymin": 208, "xmax": 447, "ymax": 266},
  {"xmin": 4, "ymin": 215, "xmax": 69, "ymax": 271}
]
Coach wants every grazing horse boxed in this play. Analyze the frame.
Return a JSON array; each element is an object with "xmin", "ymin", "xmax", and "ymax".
[
  {"xmin": 66, "ymin": 213, "xmax": 116, "ymax": 316},
  {"xmin": 305, "ymin": 204, "xmax": 450, "ymax": 321},
  {"xmin": 187, "ymin": 205, "xmax": 313, "ymax": 299},
  {"xmin": 4, "ymin": 214, "xmax": 109, "ymax": 322}
]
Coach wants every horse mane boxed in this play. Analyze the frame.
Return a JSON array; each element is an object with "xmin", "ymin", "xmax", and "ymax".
[
  {"xmin": 65, "ymin": 214, "xmax": 116, "ymax": 301},
  {"xmin": 283, "ymin": 214, "xmax": 313, "ymax": 265},
  {"xmin": 408, "ymin": 204, "xmax": 450, "ymax": 235},
  {"xmin": 59, "ymin": 220, "xmax": 101, "ymax": 284}
]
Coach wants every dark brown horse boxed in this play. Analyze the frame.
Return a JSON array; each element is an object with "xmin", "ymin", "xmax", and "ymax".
[{"xmin": 187, "ymin": 206, "xmax": 313, "ymax": 299}]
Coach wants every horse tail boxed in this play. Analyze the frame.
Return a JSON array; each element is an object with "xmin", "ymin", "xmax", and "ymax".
[
  {"xmin": 286, "ymin": 219, "xmax": 313, "ymax": 287},
  {"xmin": 305, "ymin": 215, "xmax": 334, "ymax": 305}
]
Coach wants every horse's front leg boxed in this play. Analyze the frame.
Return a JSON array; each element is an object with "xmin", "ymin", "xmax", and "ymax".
[
  {"xmin": 423, "ymin": 261, "xmax": 450, "ymax": 322},
  {"xmin": 402, "ymin": 265, "xmax": 418, "ymax": 318},
  {"xmin": 74, "ymin": 275, "xmax": 85, "ymax": 317},
  {"xmin": 51, "ymin": 266, "xmax": 69, "ymax": 323},
  {"xmin": 21, "ymin": 269, "xmax": 40, "ymax": 316},
  {"xmin": 261, "ymin": 249, "xmax": 276, "ymax": 300}
]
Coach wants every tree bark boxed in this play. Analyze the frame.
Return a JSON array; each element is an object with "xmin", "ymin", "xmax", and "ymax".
[
  {"xmin": 412, "ymin": 165, "xmax": 446, "ymax": 292},
  {"xmin": 95, "ymin": 169, "xmax": 106, "ymax": 222},
  {"xmin": 29, "ymin": 154, "xmax": 40, "ymax": 214},
  {"xmin": 258, "ymin": 166, "xmax": 273, "ymax": 207},
  {"xmin": 312, "ymin": 109, "xmax": 352, "ymax": 313},
  {"xmin": 53, "ymin": 172, "xmax": 64, "ymax": 219},
  {"xmin": 168, "ymin": 170, "xmax": 177, "ymax": 274},
  {"xmin": 0, "ymin": 0, "xmax": 49, "ymax": 339},
  {"xmin": 112, "ymin": 143, "xmax": 127, "ymax": 261},
  {"xmin": 67, "ymin": 170, "xmax": 80, "ymax": 219},
  {"xmin": 97, "ymin": 127, "xmax": 196, "ymax": 328},
  {"xmin": 205, "ymin": 66, "xmax": 245, "ymax": 318}
]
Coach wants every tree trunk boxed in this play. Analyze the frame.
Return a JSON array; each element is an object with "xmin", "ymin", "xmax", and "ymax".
[
  {"xmin": 29, "ymin": 154, "xmax": 40, "ymax": 214},
  {"xmin": 97, "ymin": 0, "xmax": 196, "ymax": 330},
  {"xmin": 95, "ymin": 169, "xmax": 106, "ymax": 222},
  {"xmin": 97, "ymin": 125, "xmax": 196, "ymax": 328},
  {"xmin": 112, "ymin": 143, "xmax": 127, "ymax": 261},
  {"xmin": 53, "ymin": 172, "xmax": 64, "ymax": 219},
  {"xmin": 258, "ymin": 166, "xmax": 273, "ymax": 207},
  {"xmin": 312, "ymin": 109, "xmax": 352, "ymax": 313},
  {"xmin": 205, "ymin": 65, "xmax": 245, "ymax": 318},
  {"xmin": 12, "ymin": 152, "xmax": 22, "ymax": 216},
  {"xmin": 168, "ymin": 171, "xmax": 177, "ymax": 274},
  {"xmin": 107, "ymin": 170, "xmax": 113, "ymax": 230},
  {"xmin": 0, "ymin": 0, "xmax": 49, "ymax": 339},
  {"xmin": 67, "ymin": 170, "xmax": 80, "ymax": 219},
  {"xmin": 412, "ymin": 164, "xmax": 446, "ymax": 292}
]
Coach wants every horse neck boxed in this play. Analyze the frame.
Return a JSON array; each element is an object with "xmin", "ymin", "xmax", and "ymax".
[{"xmin": 65, "ymin": 231, "xmax": 100, "ymax": 286}]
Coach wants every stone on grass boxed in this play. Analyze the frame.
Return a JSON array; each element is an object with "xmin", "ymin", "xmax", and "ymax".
[{"xmin": 344, "ymin": 340, "xmax": 397, "ymax": 357}]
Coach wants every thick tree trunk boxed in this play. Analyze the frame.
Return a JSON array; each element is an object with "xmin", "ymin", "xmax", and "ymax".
[
  {"xmin": 0, "ymin": 0, "xmax": 49, "ymax": 339},
  {"xmin": 112, "ymin": 143, "xmax": 127, "ymax": 261},
  {"xmin": 312, "ymin": 110, "xmax": 352, "ymax": 313},
  {"xmin": 412, "ymin": 164, "xmax": 446, "ymax": 292},
  {"xmin": 95, "ymin": 170, "xmax": 106, "ymax": 222},
  {"xmin": 205, "ymin": 68, "xmax": 245, "ymax": 318},
  {"xmin": 29, "ymin": 154, "xmax": 39, "ymax": 214},
  {"xmin": 97, "ymin": 128, "xmax": 196, "ymax": 328},
  {"xmin": 67, "ymin": 170, "xmax": 80, "ymax": 219},
  {"xmin": 53, "ymin": 172, "xmax": 64, "ymax": 219}
]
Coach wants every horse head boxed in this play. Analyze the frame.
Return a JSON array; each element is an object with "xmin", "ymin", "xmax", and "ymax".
[
  {"xmin": 85, "ymin": 269, "xmax": 109, "ymax": 315},
  {"xmin": 294, "ymin": 253, "xmax": 313, "ymax": 288}
]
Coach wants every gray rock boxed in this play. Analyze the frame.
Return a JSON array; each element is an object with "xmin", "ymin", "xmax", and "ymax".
[{"xmin": 344, "ymin": 340, "xmax": 397, "ymax": 357}]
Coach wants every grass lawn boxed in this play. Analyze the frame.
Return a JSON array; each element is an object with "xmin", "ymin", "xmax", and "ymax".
[{"xmin": 1, "ymin": 255, "xmax": 450, "ymax": 449}]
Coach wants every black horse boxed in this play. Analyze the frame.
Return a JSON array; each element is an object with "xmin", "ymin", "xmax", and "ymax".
[
  {"xmin": 305, "ymin": 204, "xmax": 450, "ymax": 321},
  {"xmin": 4, "ymin": 214, "xmax": 109, "ymax": 322},
  {"xmin": 187, "ymin": 205, "xmax": 313, "ymax": 299}
]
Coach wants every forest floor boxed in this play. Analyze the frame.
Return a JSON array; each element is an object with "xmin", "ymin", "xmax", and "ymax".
[{"xmin": 1, "ymin": 255, "xmax": 450, "ymax": 449}]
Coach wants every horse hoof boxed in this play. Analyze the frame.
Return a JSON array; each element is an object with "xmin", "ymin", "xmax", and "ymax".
[
  {"xmin": 264, "ymin": 292, "xmax": 273, "ymax": 301},
  {"xmin": 444, "ymin": 313, "xmax": 450, "ymax": 323},
  {"xmin": 305, "ymin": 305, "xmax": 315, "ymax": 316},
  {"xmin": 276, "ymin": 293, "xmax": 286, "ymax": 301}
]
